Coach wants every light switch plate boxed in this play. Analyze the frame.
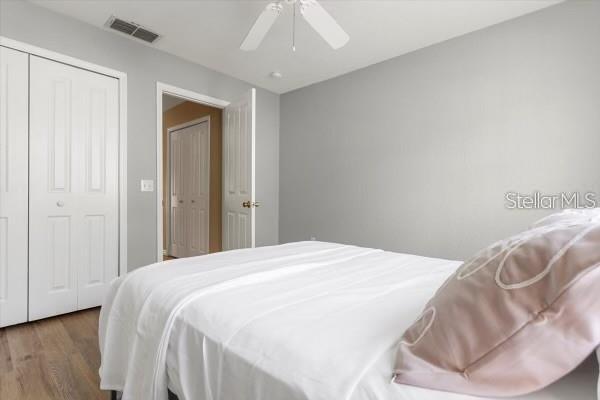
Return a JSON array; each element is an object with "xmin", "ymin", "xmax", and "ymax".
[{"xmin": 141, "ymin": 179, "xmax": 154, "ymax": 192}]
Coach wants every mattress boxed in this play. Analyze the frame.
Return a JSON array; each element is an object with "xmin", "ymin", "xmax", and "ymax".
[
  {"xmin": 100, "ymin": 241, "xmax": 597, "ymax": 400},
  {"xmin": 167, "ymin": 336, "xmax": 597, "ymax": 400}
]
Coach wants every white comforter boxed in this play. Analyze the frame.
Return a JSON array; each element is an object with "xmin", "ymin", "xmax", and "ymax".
[{"xmin": 99, "ymin": 241, "xmax": 596, "ymax": 400}]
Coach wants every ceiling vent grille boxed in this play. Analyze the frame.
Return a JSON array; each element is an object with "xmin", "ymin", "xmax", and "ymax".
[
  {"xmin": 106, "ymin": 16, "xmax": 160, "ymax": 43},
  {"xmin": 132, "ymin": 28, "xmax": 160, "ymax": 43}
]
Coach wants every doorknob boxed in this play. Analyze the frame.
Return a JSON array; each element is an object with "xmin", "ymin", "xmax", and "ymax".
[
  {"xmin": 242, "ymin": 201, "xmax": 260, "ymax": 208},
  {"xmin": 56, "ymin": 201, "xmax": 65, "ymax": 207},
  {"xmin": 179, "ymin": 200, "xmax": 183, "ymax": 204}
]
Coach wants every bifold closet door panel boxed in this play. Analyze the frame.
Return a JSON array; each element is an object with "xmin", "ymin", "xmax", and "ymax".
[
  {"xmin": 29, "ymin": 56, "xmax": 119, "ymax": 320},
  {"xmin": 0, "ymin": 47, "xmax": 29, "ymax": 327},
  {"xmin": 186, "ymin": 121, "xmax": 210, "ymax": 257},
  {"xmin": 169, "ymin": 128, "xmax": 186, "ymax": 258},
  {"xmin": 169, "ymin": 121, "xmax": 210, "ymax": 258}
]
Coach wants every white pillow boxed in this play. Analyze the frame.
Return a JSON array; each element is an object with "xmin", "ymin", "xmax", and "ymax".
[{"xmin": 597, "ymin": 347, "xmax": 600, "ymax": 400}]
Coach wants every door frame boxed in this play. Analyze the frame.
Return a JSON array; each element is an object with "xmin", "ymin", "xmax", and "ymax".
[
  {"xmin": 156, "ymin": 82, "xmax": 229, "ymax": 262},
  {"xmin": 166, "ymin": 116, "xmax": 211, "ymax": 257},
  {"xmin": 0, "ymin": 36, "xmax": 128, "ymax": 277}
]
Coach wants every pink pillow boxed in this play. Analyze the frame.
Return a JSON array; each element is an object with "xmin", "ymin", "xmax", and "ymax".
[{"xmin": 394, "ymin": 218, "xmax": 600, "ymax": 397}]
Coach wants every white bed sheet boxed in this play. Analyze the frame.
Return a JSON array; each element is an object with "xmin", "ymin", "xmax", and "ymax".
[
  {"xmin": 166, "ymin": 321, "xmax": 596, "ymax": 400},
  {"xmin": 100, "ymin": 241, "xmax": 597, "ymax": 400},
  {"xmin": 158, "ymin": 242, "xmax": 597, "ymax": 400}
]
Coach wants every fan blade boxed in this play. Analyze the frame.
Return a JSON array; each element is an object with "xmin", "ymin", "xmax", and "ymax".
[
  {"xmin": 300, "ymin": 0, "xmax": 349, "ymax": 50},
  {"xmin": 240, "ymin": 2, "xmax": 283, "ymax": 51}
]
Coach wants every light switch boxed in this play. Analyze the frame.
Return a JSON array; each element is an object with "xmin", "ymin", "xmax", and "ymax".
[{"xmin": 141, "ymin": 179, "xmax": 154, "ymax": 192}]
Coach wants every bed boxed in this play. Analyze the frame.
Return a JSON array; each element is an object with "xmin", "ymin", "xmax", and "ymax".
[{"xmin": 99, "ymin": 241, "xmax": 597, "ymax": 400}]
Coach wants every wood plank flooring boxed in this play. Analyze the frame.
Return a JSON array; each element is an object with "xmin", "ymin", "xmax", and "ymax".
[{"xmin": 0, "ymin": 308, "xmax": 110, "ymax": 400}]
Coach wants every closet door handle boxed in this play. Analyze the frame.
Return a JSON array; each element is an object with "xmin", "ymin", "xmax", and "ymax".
[{"xmin": 56, "ymin": 201, "xmax": 65, "ymax": 207}]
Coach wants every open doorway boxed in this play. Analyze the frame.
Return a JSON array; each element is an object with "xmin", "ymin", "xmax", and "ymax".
[
  {"xmin": 156, "ymin": 83, "xmax": 257, "ymax": 263},
  {"xmin": 161, "ymin": 93, "xmax": 223, "ymax": 260}
]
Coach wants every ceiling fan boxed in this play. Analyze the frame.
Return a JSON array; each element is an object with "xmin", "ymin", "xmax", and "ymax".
[{"xmin": 240, "ymin": 0, "xmax": 349, "ymax": 51}]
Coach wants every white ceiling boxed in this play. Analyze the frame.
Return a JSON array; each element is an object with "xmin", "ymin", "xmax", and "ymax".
[{"xmin": 31, "ymin": 0, "xmax": 561, "ymax": 94}]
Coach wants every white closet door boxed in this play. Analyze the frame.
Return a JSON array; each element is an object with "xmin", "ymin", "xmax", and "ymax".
[
  {"xmin": 223, "ymin": 89, "xmax": 255, "ymax": 251},
  {"xmin": 0, "ymin": 47, "xmax": 29, "ymax": 327},
  {"xmin": 186, "ymin": 121, "xmax": 210, "ymax": 256},
  {"xmin": 169, "ymin": 120, "xmax": 210, "ymax": 257},
  {"xmin": 29, "ymin": 56, "xmax": 119, "ymax": 320},
  {"xmin": 169, "ymin": 128, "xmax": 186, "ymax": 258}
]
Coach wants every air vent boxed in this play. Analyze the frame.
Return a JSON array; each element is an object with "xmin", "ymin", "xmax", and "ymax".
[
  {"xmin": 132, "ymin": 28, "xmax": 159, "ymax": 43},
  {"xmin": 106, "ymin": 16, "xmax": 160, "ymax": 43},
  {"xmin": 109, "ymin": 18, "xmax": 137, "ymax": 35}
]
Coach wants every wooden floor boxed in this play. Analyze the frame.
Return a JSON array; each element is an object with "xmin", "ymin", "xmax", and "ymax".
[{"xmin": 0, "ymin": 308, "xmax": 109, "ymax": 400}]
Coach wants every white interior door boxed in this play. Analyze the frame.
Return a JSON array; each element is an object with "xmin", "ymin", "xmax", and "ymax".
[
  {"xmin": 187, "ymin": 120, "xmax": 210, "ymax": 256},
  {"xmin": 29, "ymin": 56, "xmax": 120, "ymax": 320},
  {"xmin": 169, "ymin": 128, "xmax": 186, "ymax": 258},
  {"xmin": 0, "ymin": 47, "xmax": 29, "ymax": 327},
  {"xmin": 169, "ymin": 119, "xmax": 210, "ymax": 257},
  {"xmin": 223, "ymin": 89, "xmax": 255, "ymax": 251}
]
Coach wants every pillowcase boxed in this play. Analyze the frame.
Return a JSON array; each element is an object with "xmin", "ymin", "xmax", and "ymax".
[{"xmin": 394, "ymin": 218, "xmax": 600, "ymax": 397}]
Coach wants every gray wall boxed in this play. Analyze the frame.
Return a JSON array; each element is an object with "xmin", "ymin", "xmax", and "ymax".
[
  {"xmin": 0, "ymin": 0, "xmax": 280, "ymax": 270},
  {"xmin": 280, "ymin": 1, "xmax": 600, "ymax": 261},
  {"xmin": 255, "ymin": 90, "xmax": 280, "ymax": 247}
]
